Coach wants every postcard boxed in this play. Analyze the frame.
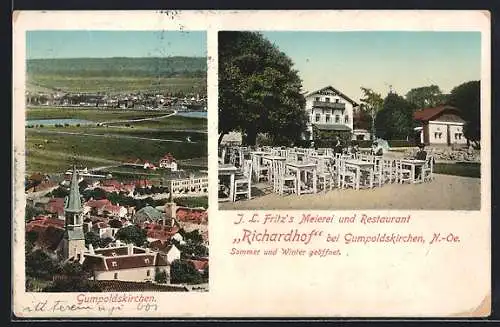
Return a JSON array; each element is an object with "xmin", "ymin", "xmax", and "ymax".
[{"xmin": 13, "ymin": 10, "xmax": 490, "ymax": 318}]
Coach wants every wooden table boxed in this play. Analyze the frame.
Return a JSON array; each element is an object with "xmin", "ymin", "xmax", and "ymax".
[
  {"xmin": 401, "ymin": 159, "xmax": 426, "ymax": 183},
  {"xmin": 345, "ymin": 159, "xmax": 375, "ymax": 190},
  {"xmin": 218, "ymin": 164, "xmax": 238, "ymax": 202},
  {"xmin": 286, "ymin": 162, "xmax": 317, "ymax": 195}
]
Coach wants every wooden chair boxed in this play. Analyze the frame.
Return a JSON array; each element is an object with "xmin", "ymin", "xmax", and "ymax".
[
  {"xmin": 396, "ymin": 160, "xmax": 412, "ymax": 184},
  {"xmin": 371, "ymin": 156, "xmax": 383, "ymax": 188},
  {"xmin": 252, "ymin": 154, "xmax": 270, "ymax": 182},
  {"xmin": 338, "ymin": 159, "xmax": 357, "ymax": 190},
  {"xmin": 233, "ymin": 159, "xmax": 252, "ymax": 201},
  {"xmin": 382, "ymin": 159, "xmax": 396, "ymax": 184},
  {"xmin": 315, "ymin": 158, "xmax": 334, "ymax": 192},
  {"xmin": 272, "ymin": 159, "xmax": 297, "ymax": 196}
]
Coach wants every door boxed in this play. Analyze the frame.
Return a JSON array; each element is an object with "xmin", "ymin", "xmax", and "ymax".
[{"xmin": 446, "ymin": 125, "xmax": 451, "ymax": 146}]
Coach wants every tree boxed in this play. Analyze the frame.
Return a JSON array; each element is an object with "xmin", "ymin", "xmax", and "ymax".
[
  {"xmin": 49, "ymin": 186, "xmax": 69, "ymax": 198},
  {"xmin": 79, "ymin": 179, "xmax": 89, "ymax": 193},
  {"xmin": 447, "ymin": 81, "xmax": 480, "ymax": 147},
  {"xmin": 85, "ymin": 231, "xmax": 101, "ymax": 248},
  {"xmin": 405, "ymin": 85, "xmax": 447, "ymax": 110},
  {"xmin": 26, "ymin": 249, "xmax": 58, "ymax": 280},
  {"xmin": 359, "ymin": 87, "xmax": 384, "ymax": 140},
  {"xmin": 170, "ymin": 259, "xmax": 203, "ymax": 284},
  {"xmin": 218, "ymin": 31, "xmax": 308, "ymax": 146},
  {"xmin": 155, "ymin": 267, "xmax": 168, "ymax": 284},
  {"xmin": 100, "ymin": 237, "xmax": 114, "ymax": 248},
  {"xmin": 25, "ymin": 204, "xmax": 43, "ymax": 221},
  {"xmin": 114, "ymin": 225, "xmax": 147, "ymax": 247},
  {"xmin": 375, "ymin": 92, "xmax": 416, "ymax": 140}
]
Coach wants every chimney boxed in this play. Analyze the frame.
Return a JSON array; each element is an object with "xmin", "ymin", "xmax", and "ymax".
[
  {"xmin": 116, "ymin": 239, "xmax": 121, "ymax": 247},
  {"xmin": 127, "ymin": 243, "xmax": 133, "ymax": 255}
]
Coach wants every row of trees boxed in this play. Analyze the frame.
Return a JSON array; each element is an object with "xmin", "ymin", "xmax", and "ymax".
[{"xmin": 218, "ymin": 31, "xmax": 481, "ymax": 146}]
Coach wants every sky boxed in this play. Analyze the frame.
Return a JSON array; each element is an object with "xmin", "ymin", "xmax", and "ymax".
[
  {"xmin": 26, "ymin": 30, "xmax": 207, "ymax": 59},
  {"xmin": 261, "ymin": 31, "xmax": 481, "ymax": 102}
]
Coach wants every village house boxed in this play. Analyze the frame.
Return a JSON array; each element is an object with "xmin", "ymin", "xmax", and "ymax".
[
  {"xmin": 45, "ymin": 197, "xmax": 66, "ymax": 220},
  {"xmin": 303, "ymin": 85, "xmax": 359, "ymax": 141},
  {"xmin": 83, "ymin": 199, "xmax": 127, "ymax": 218},
  {"xmin": 413, "ymin": 105, "xmax": 468, "ymax": 146},
  {"xmin": 159, "ymin": 153, "xmax": 178, "ymax": 171},
  {"xmin": 143, "ymin": 222, "xmax": 180, "ymax": 243},
  {"xmin": 132, "ymin": 205, "xmax": 165, "ymax": 224},
  {"xmin": 148, "ymin": 242, "xmax": 182, "ymax": 264},
  {"xmin": 82, "ymin": 241, "xmax": 170, "ymax": 283}
]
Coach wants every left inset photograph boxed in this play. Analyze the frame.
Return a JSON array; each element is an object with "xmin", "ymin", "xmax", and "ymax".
[{"xmin": 24, "ymin": 30, "xmax": 209, "ymax": 292}]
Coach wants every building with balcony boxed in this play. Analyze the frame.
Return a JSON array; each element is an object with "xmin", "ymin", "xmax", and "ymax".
[{"xmin": 303, "ymin": 86, "xmax": 359, "ymax": 140}]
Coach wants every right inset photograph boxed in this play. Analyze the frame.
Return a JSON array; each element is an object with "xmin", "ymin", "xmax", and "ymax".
[{"xmin": 217, "ymin": 31, "xmax": 482, "ymax": 211}]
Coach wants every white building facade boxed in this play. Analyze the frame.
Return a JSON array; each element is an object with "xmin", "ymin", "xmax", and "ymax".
[
  {"xmin": 414, "ymin": 105, "xmax": 468, "ymax": 146},
  {"xmin": 303, "ymin": 86, "xmax": 359, "ymax": 140}
]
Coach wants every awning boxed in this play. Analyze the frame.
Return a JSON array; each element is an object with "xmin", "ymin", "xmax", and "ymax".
[{"xmin": 314, "ymin": 124, "xmax": 352, "ymax": 131}]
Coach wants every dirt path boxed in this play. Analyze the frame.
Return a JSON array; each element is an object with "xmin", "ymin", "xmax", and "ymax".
[{"xmin": 219, "ymin": 174, "xmax": 481, "ymax": 210}]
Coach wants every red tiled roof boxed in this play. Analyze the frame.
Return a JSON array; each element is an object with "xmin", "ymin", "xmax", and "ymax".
[
  {"xmin": 413, "ymin": 105, "xmax": 461, "ymax": 121},
  {"xmin": 176, "ymin": 207, "xmax": 208, "ymax": 224},
  {"xmin": 85, "ymin": 199, "xmax": 112, "ymax": 209},
  {"xmin": 46, "ymin": 198, "xmax": 65, "ymax": 215},
  {"xmin": 188, "ymin": 259, "xmax": 209, "ymax": 272},
  {"xmin": 103, "ymin": 204, "xmax": 122, "ymax": 214},
  {"xmin": 101, "ymin": 180, "xmax": 122, "ymax": 188}
]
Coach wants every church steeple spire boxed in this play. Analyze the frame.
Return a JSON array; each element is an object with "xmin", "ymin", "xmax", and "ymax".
[{"xmin": 65, "ymin": 164, "xmax": 83, "ymax": 213}]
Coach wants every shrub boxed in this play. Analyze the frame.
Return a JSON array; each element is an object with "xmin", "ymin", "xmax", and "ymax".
[{"xmin": 388, "ymin": 140, "xmax": 415, "ymax": 148}]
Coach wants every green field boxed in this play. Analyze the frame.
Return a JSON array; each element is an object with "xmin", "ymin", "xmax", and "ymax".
[
  {"xmin": 434, "ymin": 162, "xmax": 480, "ymax": 178},
  {"xmin": 27, "ymin": 76, "xmax": 206, "ymax": 94},
  {"xmin": 26, "ymin": 131, "xmax": 207, "ymax": 174},
  {"xmin": 25, "ymin": 108, "xmax": 207, "ymax": 174},
  {"xmin": 27, "ymin": 107, "xmax": 170, "ymax": 121},
  {"xmin": 26, "ymin": 107, "xmax": 207, "ymax": 130},
  {"xmin": 27, "ymin": 57, "xmax": 207, "ymax": 94}
]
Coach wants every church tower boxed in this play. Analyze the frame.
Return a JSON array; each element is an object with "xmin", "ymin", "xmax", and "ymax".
[{"xmin": 60, "ymin": 165, "xmax": 87, "ymax": 261}]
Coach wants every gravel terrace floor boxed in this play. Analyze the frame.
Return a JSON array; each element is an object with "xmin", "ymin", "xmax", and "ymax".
[{"xmin": 219, "ymin": 174, "xmax": 481, "ymax": 211}]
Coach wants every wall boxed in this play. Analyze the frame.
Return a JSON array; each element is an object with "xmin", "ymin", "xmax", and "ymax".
[
  {"xmin": 94, "ymin": 265, "xmax": 170, "ymax": 282},
  {"xmin": 352, "ymin": 129, "xmax": 371, "ymax": 141},
  {"xmin": 427, "ymin": 121, "xmax": 466, "ymax": 145}
]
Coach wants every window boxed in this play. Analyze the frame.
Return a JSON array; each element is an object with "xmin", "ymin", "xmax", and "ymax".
[
  {"xmin": 315, "ymin": 114, "xmax": 320, "ymax": 122},
  {"xmin": 114, "ymin": 273, "xmax": 118, "ymax": 279},
  {"xmin": 315, "ymin": 97, "xmax": 320, "ymax": 101},
  {"xmin": 325, "ymin": 114, "xmax": 331, "ymax": 123},
  {"xmin": 147, "ymin": 270, "xmax": 150, "ymax": 277},
  {"xmin": 325, "ymin": 97, "xmax": 330, "ymax": 102},
  {"xmin": 335, "ymin": 99, "xmax": 339, "ymax": 103},
  {"xmin": 112, "ymin": 261, "xmax": 118, "ymax": 267},
  {"xmin": 344, "ymin": 115, "xmax": 349, "ymax": 123},
  {"xmin": 335, "ymin": 115, "xmax": 340, "ymax": 123},
  {"xmin": 144, "ymin": 258, "xmax": 150, "ymax": 264}
]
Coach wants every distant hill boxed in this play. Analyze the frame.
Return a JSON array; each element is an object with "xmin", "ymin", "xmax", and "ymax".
[{"xmin": 27, "ymin": 57, "xmax": 207, "ymax": 78}]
